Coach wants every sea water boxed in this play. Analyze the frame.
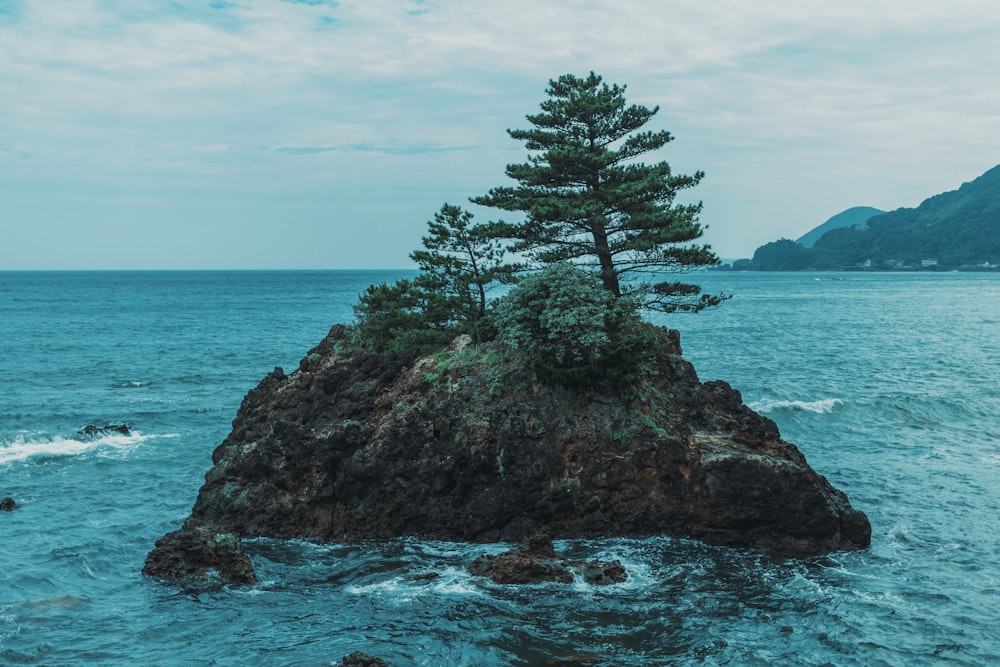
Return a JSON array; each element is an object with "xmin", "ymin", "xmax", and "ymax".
[{"xmin": 1, "ymin": 270, "xmax": 998, "ymax": 666}]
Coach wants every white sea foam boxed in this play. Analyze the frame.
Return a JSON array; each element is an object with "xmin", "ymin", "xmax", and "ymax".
[
  {"xmin": 111, "ymin": 380, "xmax": 149, "ymax": 388},
  {"xmin": 748, "ymin": 397, "xmax": 843, "ymax": 414},
  {"xmin": 346, "ymin": 566, "xmax": 486, "ymax": 600},
  {"xmin": 0, "ymin": 431, "xmax": 150, "ymax": 465}
]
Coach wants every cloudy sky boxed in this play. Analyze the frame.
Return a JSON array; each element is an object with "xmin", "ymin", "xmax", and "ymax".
[{"xmin": 2, "ymin": 0, "xmax": 999, "ymax": 269}]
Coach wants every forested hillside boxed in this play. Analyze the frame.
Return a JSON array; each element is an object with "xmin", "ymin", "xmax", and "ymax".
[{"xmin": 737, "ymin": 165, "xmax": 1000, "ymax": 270}]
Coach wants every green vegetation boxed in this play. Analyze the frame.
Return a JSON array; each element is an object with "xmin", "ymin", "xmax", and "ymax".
[
  {"xmin": 794, "ymin": 206, "xmax": 885, "ymax": 249},
  {"xmin": 473, "ymin": 72, "xmax": 725, "ymax": 313},
  {"xmin": 350, "ymin": 72, "xmax": 725, "ymax": 384},
  {"xmin": 493, "ymin": 263, "xmax": 656, "ymax": 385},
  {"xmin": 352, "ymin": 276, "xmax": 456, "ymax": 354},
  {"xmin": 747, "ymin": 238, "xmax": 826, "ymax": 270},
  {"xmin": 353, "ymin": 204, "xmax": 512, "ymax": 354},
  {"xmin": 737, "ymin": 165, "xmax": 1000, "ymax": 271},
  {"xmin": 409, "ymin": 203, "xmax": 518, "ymax": 323}
]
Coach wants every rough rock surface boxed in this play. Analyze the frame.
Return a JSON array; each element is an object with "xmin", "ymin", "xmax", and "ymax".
[
  {"xmin": 78, "ymin": 423, "xmax": 131, "ymax": 438},
  {"xmin": 337, "ymin": 652, "xmax": 389, "ymax": 667},
  {"xmin": 144, "ymin": 325, "xmax": 870, "ymax": 583},
  {"xmin": 142, "ymin": 524, "xmax": 256, "ymax": 584},
  {"xmin": 468, "ymin": 534, "xmax": 627, "ymax": 585},
  {"xmin": 1, "ymin": 497, "xmax": 17, "ymax": 511}
]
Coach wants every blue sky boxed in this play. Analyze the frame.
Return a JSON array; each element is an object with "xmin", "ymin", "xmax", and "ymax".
[{"xmin": 2, "ymin": 0, "xmax": 999, "ymax": 269}]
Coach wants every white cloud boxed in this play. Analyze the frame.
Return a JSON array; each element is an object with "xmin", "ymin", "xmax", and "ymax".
[{"xmin": 2, "ymin": 0, "xmax": 999, "ymax": 266}]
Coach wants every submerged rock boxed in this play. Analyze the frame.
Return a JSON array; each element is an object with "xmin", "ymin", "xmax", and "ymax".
[
  {"xmin": 78, "ymin": 423, "xmax": 131, "ymax": 438},
  {"xmin": 337, "ymin": 652, "xmax": 389, "ymax": 667},
  {"xmin": 145, "ymin": 325, "xmax": 870, "ymax": 583},
  {"xmin": 468, "ymin": 534, "xmax": 627, "ymax": 585}
]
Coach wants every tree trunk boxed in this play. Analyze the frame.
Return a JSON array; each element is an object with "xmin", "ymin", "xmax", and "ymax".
[{"xmin": 590, "ymin": 221, "xmax": 621, "ymax": 297}]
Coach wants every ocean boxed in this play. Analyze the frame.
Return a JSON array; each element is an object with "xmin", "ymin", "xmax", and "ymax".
[{"xmin": 1, "ymin": 270, "xmax": 998, "ymax": 666}]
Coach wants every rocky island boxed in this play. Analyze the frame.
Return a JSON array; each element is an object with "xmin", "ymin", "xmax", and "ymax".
[
  {"xmin": 144, "ymin": 324, "xmax": 871, "ymax": 584},
  {"xmin": 145, "ymin": 72, "xmax": 871, "ymax": 584}
]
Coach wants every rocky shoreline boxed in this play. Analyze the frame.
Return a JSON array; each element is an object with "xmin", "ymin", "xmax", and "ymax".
[{"xmin": 144, "ymin": 325, "xmax": 870, "ymax": 584}]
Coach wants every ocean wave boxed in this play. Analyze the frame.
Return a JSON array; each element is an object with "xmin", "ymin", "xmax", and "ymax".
[
  {"xmin": 111, "ymin": 380, "xmax": 149, "ymax": 389},
  {"xmin": 0, "ymin": 430, "xmax": 150, "ymax": 465},
  {"xmin": 345, "ymin": 566, "xmax": 487, "ymax": 601},
  {"xmin": 748, "ymin": 397, "xmax": 843, "ymax": 414}
]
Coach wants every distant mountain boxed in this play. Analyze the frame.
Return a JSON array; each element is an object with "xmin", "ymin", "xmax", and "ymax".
[
  {"xmin": 795, "ymin": 206, "xmax": 885, "ymax": 248},
  {"xmin": 738, "ymin": 165, "xmax": 1000, "ymax": 270}
]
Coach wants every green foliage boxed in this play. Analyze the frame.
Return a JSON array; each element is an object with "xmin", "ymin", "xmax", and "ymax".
[
  {"xmin": 611, "ymin": 426, "xmax": 634, "ymax": 443},
  {"xmin": 493, "ymin": 263, "xmax": 657, "ymax": 386},
  {"xmin": 352, "ymin": 277, "xmax": 456, "ymax": 354},
  {"xmin": 410, "ymin": 203, "xmax": 518, "ymax": 321},
  {"xmin": 795, "ymin": 206, "xmax": 885, "ymax": 249},
  {"xmin": 353, "ymin": 204, "xmax": 516, "ymax": 354},
  {"xmin": 640, "ymin": 414, "xmax": 668, "ymax": 438},
  {"xmin": 746, "ymin": 165, "xmax": 1000, "ymax": 270},
  {"xmin": 351, "ymin": 72, "xmax": 734, "ymax": 363},
  {"xmin": 751, "ymin": 239, "xmax": 818, "ymax": 270},
  {"xmin": 423, "ymin": 355, "xmax": 453, "ymax": 385},
  {"xmin": 496, "ymin": 263, "xmax": 613, "ymax": 368},
  {"xmin": 473, "ymin": 71, "xmax": 725, "ymax": 312}
]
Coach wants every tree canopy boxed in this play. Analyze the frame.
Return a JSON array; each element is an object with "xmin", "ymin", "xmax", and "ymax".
[
  {"xmin": 353, "ymin": 204, "xmax": 512, "ymax": 353},
  {"xmin": 409, "ymin": 203, "xmax": 517, "ymax": 322},
  {"xmin": 352, "ymin": 73, "xmax": 729, "ymax": 360},
  {"xmin": 473, "ymin": 71, "xmax": 725, "ymax": 312},
  {"xmin": 493, "ymin": 262, "xmax": 656, "ymax": 385}
]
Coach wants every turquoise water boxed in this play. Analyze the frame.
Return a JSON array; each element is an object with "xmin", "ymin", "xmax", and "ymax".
[{"xmin": 1, "ymin": 270, "xmax": 998, "ymax": 666}]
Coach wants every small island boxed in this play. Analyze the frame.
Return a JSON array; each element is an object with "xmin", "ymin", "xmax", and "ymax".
[{"xmin": 144, "ymin": 73, "xmax": 871, "ymax": 585}]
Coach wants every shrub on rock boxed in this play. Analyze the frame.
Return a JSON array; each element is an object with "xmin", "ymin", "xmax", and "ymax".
[{"xmin": 493, "ymin": 262, "xmax": 656, "ymax": 386}]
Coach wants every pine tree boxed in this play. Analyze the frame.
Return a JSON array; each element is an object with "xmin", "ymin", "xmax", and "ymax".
[
  {"xmin": 409, "ymin": 203, "xmax": 517, "ymax": 322},
  {"xmin": 353, "ymin": 204, "xmax": 514, "ymax": 352},
  {"xmin": 352, "ymin": 277, "xmax": 454, "ymax": 354},
  {"xmin": 473, "ymin": 72, "xmax": 725, "ymax": 312}
]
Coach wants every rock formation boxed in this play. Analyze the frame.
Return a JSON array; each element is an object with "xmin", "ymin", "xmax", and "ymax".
[
  {"xmin": 337, "ymin": 652, "xmax": 389, "ymax": 667},
  {"xmin": 78, "ymin": 423, "xmax": 131, "ymax": 438},
  {"xmin": 144, "ymin": 325, "xmax": 870, "ymax": 583},
  {"xmin": 468, "ymin": 534, "xmax": 627, "ymax": 585},
  {"xmin": 142, "ymin": 524, "xmax": 256, "ymax": 584}
]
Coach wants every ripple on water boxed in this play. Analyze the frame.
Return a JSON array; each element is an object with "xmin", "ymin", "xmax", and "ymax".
[{"xmin": 3, "ymin": 271, "xmax": 1000, "ymax": 665}]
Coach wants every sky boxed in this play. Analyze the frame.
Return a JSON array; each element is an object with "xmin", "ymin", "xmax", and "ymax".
[{"xmin": 2, "ymin": 0, "xmax": 999, "ymax": 270}]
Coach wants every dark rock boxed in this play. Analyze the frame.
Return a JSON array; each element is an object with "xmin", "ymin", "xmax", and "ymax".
[
  {"xmin": 338, "ymin": 651, "xmax": 389, "ymax": 667},
  {"xmin": 576, "ymin": 558, "xmax": 628, "ymax": 586},
  {"xmin": 1, "ymin": 497, "xmax": 17, "ymax": 511},
  {"xmin": 467, "ymin": 534, "xmax": 627, "ymax": 585},
  {"xmin": 142, "ymin": 523, "xmax": 256, "ymax": 584},
  {"xmin": 145, "ymin": 325, "xmax": 871, "ymax": 583},
  {"xmin": 78, "ymin": 423, "xmax": 130, "ymax": 438}
]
